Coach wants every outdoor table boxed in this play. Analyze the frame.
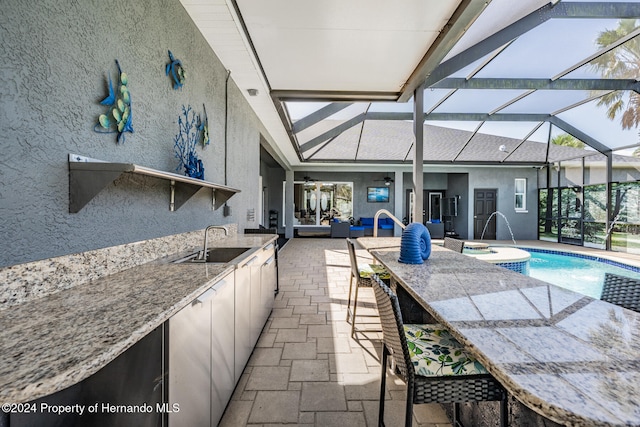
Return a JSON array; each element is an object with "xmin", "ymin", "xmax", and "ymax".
[{"xmin": 358, "ymin": 237, "xmax": 640, "ymax": 427}]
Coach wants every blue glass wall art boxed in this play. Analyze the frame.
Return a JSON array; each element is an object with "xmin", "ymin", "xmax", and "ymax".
[
  {"xmin": 198, "ymin": 104, "xmax": 210, "ymax": 147},
  {"xmin": 166, "ymin": 50, "xmax": 186, "ymax": 89},
  {"xmin": 174, "ymin": 105, "xmax": 204, "ymax": 180},
  {"xmin": 94, "ymin": 60, "xmax": 133, "ymax": 144}
]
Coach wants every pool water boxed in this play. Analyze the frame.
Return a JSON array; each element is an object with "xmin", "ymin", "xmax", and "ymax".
[{"xmin": 526, "ymin": 250, "xmax": 640, "ymax": 299}]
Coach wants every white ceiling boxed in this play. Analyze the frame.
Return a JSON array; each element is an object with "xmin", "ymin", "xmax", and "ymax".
[
  {"xmin": 179, "ymin": 0, "xmax": 472, "ymax": 169},
  {"xmin": 236, "ymin": 0, "xmax": 461, "ymax": 92}
]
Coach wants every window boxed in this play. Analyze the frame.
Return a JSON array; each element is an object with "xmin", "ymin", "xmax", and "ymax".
[
  {"xmin": 285, "ymin": 181, "xmax": 353, "ymax": 226},
  {"xmin": 515, "ymin": 179, "xmax": 527, "ymax": 212}
]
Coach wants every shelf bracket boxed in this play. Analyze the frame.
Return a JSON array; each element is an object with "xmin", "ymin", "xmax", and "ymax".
[
  {"xmin": 213, "ymin": 189, "xmax": 234, "ymax": 210},
  {"xmin": 172, "ymin": 180, "xmax": 205, "ymax": 211},
  {"xmin": 69, "ymin": 168, "xmax": 124, "ymax": 213}
]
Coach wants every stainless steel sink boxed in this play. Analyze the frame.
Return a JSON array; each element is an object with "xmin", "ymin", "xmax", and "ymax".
[{"xmin": 173, "ymin": 247, "xmax": 253, "ymax": 264}]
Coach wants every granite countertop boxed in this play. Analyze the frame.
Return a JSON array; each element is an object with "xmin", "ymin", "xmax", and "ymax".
[
  {"xmin": 365, "ymin": 241, "xmax": 640, "ymax": 426},
  {"xmin": 0, "ymin": 234, "xmax": 276, "ymax": 404}
]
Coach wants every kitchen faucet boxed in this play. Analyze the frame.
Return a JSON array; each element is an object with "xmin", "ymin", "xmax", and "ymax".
[{"xmin": 199, "ymin": 225, "xmax": 229, "ymax": 261}]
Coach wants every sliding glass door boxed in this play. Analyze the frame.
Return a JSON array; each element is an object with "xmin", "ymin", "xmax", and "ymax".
[{"xmin": 287, "ymin": 181, "xmax": 353, "ymax": 226}]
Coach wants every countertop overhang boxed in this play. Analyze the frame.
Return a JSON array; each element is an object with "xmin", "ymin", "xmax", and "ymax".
[
  {"xmin": 358, "ymin": 237, "xmax": 640, "ymax": 427},
  {"xmin": 0, "ymin": 234, "xmax": 276, "ymax": 404}
]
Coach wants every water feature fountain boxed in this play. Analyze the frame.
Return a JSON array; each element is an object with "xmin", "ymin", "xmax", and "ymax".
[{"xmin": 480, "ymin": 211, "xmax": 517, "ymax": 245}]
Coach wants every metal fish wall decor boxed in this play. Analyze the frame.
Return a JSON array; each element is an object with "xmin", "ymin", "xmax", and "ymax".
[
  {"xmin": 95, "ymin": 60, "xmax": 133, "ymax": 144},
  {"xmin": 166, "ymin": 50, "xmax": 186, "ymax": 89},
  {"xmin": 198, "ymin": 104, "xmax": 210, "ymax": 147}
]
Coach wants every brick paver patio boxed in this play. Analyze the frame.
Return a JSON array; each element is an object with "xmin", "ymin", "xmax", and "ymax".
[{"xmin": 219, "ymin": 238, "xmax": 452, "ymax": 426}]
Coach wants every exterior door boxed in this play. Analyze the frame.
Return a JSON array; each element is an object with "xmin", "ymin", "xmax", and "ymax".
[{"xmin": 474, "ymin": 189, "xmax": 497, "ymax": 239}]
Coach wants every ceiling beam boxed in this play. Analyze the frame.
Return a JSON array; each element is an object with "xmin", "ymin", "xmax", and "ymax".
[
  {"xmin": 501, "ymin": 122, "xmax": 546, "ymax": 162},
  {"xmin": 424, "ymin": 2, "xmax": 557, "ymax": 87},
  {"xmin": 291, "ymin": 103, "xmax": 354, "ymax": 134},
  {"xmin": 556, "ymin": 2, "xmax": 640, "ymax": 19},
  {"xmin": 398, "ymin": 0, "xmax": 491, "ymax": 102},
  {"xmin": 271, "ymin": 90, "xmax": 399, "ymax": 102},
  {"xmin": 365, "ymin": 112, "xmax": 552, "ymax": 121},
  {"xmin": 549, "ymin": 116, "xmax": 611, "ymax": 154},
  {"xmin": 452, "ymin": 122, "xmax": 485, "ymax": 161},
  {"xmin": 423, "ymin": 2, "xmax": 640, "ymax": 88},
  {"xmin": 299, "ymin": 114, "xmax": 366, "ymax": 153},
  {"xmin": 432, "ymin": 78, "xmax": 640, "ymax": 91},
  {"xmin": 295, "ymin": 158, "xmax": 546, "ymax": 166},
  {"xmin": 271, "ymin": 97, "xmax": 304, "ymax": 163},
  {"xmin": 551, "ymin": 26, "xmax": 640, "ymax": 80}
]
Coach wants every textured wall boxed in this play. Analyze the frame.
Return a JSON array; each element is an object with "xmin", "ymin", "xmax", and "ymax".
[
  {"xmin": 0, "ymin": 0, "xmax": 260, "ymax": 267},
  {"xmin": 276, "ymin": 169, "xmax": 538, "ymax": 240},
  {"xmin": 465, "ymin": 167, "xmax": 538, "ymax": 241}
]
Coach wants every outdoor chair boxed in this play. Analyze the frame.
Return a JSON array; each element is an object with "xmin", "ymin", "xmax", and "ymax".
[
  {"xmin": 443, "ymin": 236, "xmax": 464, "ymax": 253},
  {"xmin": 345, "ymin": 238, "xmax": 389, "ymax": 337},
  {"xmin": 371, "ymin": 275, "xmax": 507, "ymax": 427},
  {"xmin": 601, "ymin": 272, "xmax": 640, "ymax": 313}
]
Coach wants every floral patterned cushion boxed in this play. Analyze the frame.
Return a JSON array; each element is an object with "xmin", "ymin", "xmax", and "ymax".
[
  {"xmin": 404, "ymin": 324, "xmax": 488, "ymax": 377},
  {"xmin": 358, "ymin": 263, "xmax": 390, "ymax": 280}
]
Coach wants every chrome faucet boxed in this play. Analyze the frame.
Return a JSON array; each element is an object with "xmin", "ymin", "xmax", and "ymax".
[{"xmin": 199, "ymin": 225, "xmax": 229, "ymax": 260}]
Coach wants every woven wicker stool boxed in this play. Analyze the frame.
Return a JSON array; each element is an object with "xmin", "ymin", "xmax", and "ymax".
[
  {"xmin": 371, "ymin": 275, "xmax": 507, "ymax": 427},
  {"xmin": 345, "ymin": 238, "xmax": 389, "ymax": 337},
  {"xmin": 601, "ymin": 272, "xmax": 640, "ymax": 312},
  {"xmin": 443, "ymin": 236, "xmax": 464, "ymax": 253}
]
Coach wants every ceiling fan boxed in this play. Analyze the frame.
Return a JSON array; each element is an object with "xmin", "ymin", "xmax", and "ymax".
[
  {"xmin": 374, "ymin": 176, "xmax": 394, "ymax": 186},
  {"xmin": 303, "ymin": 176, "xmax": 318, "ymax": 183}
]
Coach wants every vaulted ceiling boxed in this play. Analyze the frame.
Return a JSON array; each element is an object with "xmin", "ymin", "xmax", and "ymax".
[{"xmin": 180, "ymin": 0, "xmax": 640, "ymax": 169}]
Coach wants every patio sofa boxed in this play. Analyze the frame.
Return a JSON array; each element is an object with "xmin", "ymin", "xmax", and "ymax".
[{"xmin": 359, "ymin": 217, "xmax": 395, "ymax": 237}]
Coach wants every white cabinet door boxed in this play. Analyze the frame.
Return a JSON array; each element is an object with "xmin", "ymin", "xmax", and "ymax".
[
  {"xmin": 248, "ymin": 255, "xmax": 263, "ymax": 348},
  {"xmin": 234, "ymin": 263, "xmax": 252, "ymax": 382},
  {"xmin": 210, "ymin": 275, "xmax": 235, "ymax": 426},
  {"xmin": 169, "ymin": 272, "xmax": 234, "ymax": 427},
  {"xmin": 260, "ymin": 252, "xmax": 276, "ymax": 325},
  {"xmin": 169, "ymin": 289, "xmax": 212, "ymax": 426}
]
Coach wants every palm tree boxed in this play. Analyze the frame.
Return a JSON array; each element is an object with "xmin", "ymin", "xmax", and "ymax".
[
  {"xmin": 590, "ymin": 19, "xmax": 640, "ymax": 130},
  {"xmin": 551, "ymin": 133, "xmax": 585, "ymax": 149}
]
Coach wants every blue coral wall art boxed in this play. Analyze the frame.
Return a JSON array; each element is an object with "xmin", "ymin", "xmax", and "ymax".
[
  {"xmin": 166, "ymin": 50, "xmax": 186, "ymax": 89},
  {"xmin": 174, "ymin": 105, "xmax": 204, "ymax": 180},
  {"xmin": 94, "ymin": 60, "xmax": 133, "ymax": 144}
]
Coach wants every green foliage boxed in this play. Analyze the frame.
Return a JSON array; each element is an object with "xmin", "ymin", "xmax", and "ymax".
[
  {"xmin": 551, "ymin": 133, "xmax": 585, "ymax": 149},
  {"xmin": 590, "ymin": 19, "xmax": 640, "ymax": 130}
]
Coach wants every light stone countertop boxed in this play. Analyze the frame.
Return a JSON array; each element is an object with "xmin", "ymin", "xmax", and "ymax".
[
  {"xmin": 357, "ymin": 237, "xmax": 640, "ymax": 427},
  {"xmin": 0, "ymin": 234, "xmax": 276, "ymax": 404}
]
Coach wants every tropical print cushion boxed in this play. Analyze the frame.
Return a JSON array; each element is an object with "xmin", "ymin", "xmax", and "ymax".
[
  {"xmin": 358, "ymin": 263, "xmax": 390, "ymax": 280},
  {"xmin": 404, "ymin": 324, "xmax": 488, "ymax": 377}
]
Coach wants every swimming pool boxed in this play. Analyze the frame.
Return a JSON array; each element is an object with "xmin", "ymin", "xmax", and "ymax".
[{"xmin": 523, "ymin": 249, "xmax": 640, "ymax": 299}]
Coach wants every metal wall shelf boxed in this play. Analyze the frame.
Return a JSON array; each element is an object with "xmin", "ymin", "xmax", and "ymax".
[{"xmin": 68, "ymin": 154, "xmax": 240, "ymax": 213}]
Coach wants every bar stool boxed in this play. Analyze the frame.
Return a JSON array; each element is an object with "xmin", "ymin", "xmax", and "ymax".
[
  {"xmin": 371, "ymin": 275, "xmax": 507, "ymax": 427},
  {"xmin": 345, "ymin": 238, "xmax": 389, "ymax": 337},
  {"xmin": 443, "ymin": 236, "xmax": 464, "ymax": 253},
  {"xmin": 601, "ymin": 272, "xmax": 640, "ymax": 312}
]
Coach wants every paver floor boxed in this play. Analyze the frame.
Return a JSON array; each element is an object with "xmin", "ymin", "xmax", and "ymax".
[{"xmin": 219, "ymin": 238, "xmax": 452, "ymax": 426}]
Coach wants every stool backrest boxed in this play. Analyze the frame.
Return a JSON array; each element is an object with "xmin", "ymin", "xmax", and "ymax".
[
  {"xmin": 443, "ymin": 237, "xmax": 464, "ymax": 253},
  {"xmin": 602, "ymin": 272, "xmax": 640, "ymax": 312},
  {"xmin": 346, "ymin": 238, "xmax": 360, "ymax": 279},
  {"xmin": 371, "ymin": 276, "xmax": 414, "ymax": 382}
]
